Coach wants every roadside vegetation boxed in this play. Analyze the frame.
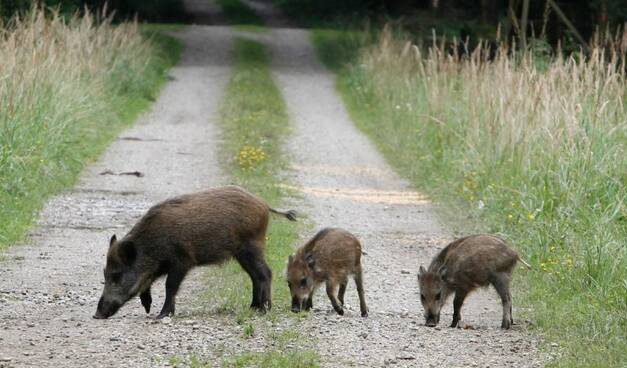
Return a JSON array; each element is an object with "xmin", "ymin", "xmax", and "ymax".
[
  {"xmin": 193, "ymin": 37, "xmax": 319, "ymax": 367},
  {"xmin": 0, "ymin": 8, "xmax": 181, "ymax": 251},
  {"xmin": 312, "ymin": 26, "xmax": 626, "ymax": 367}
]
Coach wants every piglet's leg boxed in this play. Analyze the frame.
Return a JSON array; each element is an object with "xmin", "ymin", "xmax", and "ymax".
[
  {"xmin": 490, "ymin": 272, "xmax": 513, "ymax": 329},
  {"xmin": 354, "ymin": 269, "xmax": 368, "ymax": 318},
  {"xmin": 305, "ymin": 292, "xmax": 314, "ymax": 311},
  {"xmin": 338, "ymin": 279, "xmax": 348, "ymax": 306},
  {"xmin": 326, "ymin": 282, "xmax": 344, "ymax": 316}
]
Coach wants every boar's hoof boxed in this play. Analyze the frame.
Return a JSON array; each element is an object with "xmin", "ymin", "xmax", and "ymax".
[
  {"xmin": 140, "ymin": 291, "xmax": 152, "ymax": 314},
  {"xmin": 334, "ymin": 307, "xmax": 344, "ymax": 316},
  {"xmin": 361, "ymin": 310, "xmax": 368, "ymax": 318},
  {"xmin": 501, "ymin": 320, "xmax": 512, "ymax": 329},
  {"xmin": 156, "ymin": 312, "xmax": 171, "ymax": 320}
]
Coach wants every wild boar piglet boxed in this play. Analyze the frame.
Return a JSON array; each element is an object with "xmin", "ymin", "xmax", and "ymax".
[
  {"xmin": 417, "ymin": 234, "xmax": 530, "ymax": 329},
  {"xmin": 287, "ymin": 228, "xmax": 368, "ymax": 317},
  {"xmin": 94, "ymin": 185, "xmax": 296, "ymax": 320}
]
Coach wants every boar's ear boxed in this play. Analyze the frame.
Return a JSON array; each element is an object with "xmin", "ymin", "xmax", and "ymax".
[
  {"xmin": 118, "ymin": 241, "xmax": 137, "ymax": 266},
  {"xmin": 288, "ymin": 254, "xmax": 294, "ymax": 265},
  {"xmin": 305, "ymin": 253, "xmax": 315, "ymax": 269},
  {"xmin": 109, "ymin": 234, "xmax": 117, "ymax": 248}
]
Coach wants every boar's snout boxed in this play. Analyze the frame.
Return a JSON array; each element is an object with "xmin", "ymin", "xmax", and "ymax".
[
  {"xmin": 93, "ymin": 296, "xmax": 121, "ymax": 319},
  {"xmin": 291, "ymin": 295, "xmax": 304, "ymax": 313},
  {"xmin": 425, "ymin": 313, "xmax": 439, "ymax": 327}
]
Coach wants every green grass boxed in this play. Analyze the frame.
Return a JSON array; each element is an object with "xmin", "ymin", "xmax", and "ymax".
[
  {"xmin": 311, "ymin": 28, "xmax": 626, "ymax": 368},
  {"xmin": 222, "ymin": 350, "xmax": 320, "ymax": 368},
  {"xmin": 205, "ymin": 37, "xmax": 299, "ymax": 319},
  {"xmin": 0, "ymin": 10, "xmax": 181, "ymax": 251},
  {"xmin": 170, "ymin": 331, "xmax": 319, "ymax": 368},
  {"xmin": 218, "ymin": 0, "xmax": 264, "ymax": 27},
  {"xmin": 184, "ymin": 37, "xmax": 318, "ymax": 366}
]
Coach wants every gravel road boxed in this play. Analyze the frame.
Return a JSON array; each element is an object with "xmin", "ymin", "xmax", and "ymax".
[{"xmin": 0, "ymin": 0, "xmax": 545, "ymax": 367}]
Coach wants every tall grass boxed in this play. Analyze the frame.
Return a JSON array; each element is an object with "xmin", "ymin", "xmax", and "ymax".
[
  {"xmin": 316, "ymin": 27, "xmax": 626, "ymax": 367},
  {"xmin": 0, "ymin": 8, "xmax": 180, "ymax": 250}
]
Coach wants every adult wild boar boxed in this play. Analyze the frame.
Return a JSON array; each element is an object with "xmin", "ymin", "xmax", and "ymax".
[{"xmin": 93, "ymin": 186, "xmax": 296, "ymax": 319}]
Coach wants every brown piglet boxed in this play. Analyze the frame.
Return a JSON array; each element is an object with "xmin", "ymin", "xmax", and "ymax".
[
  {"xmin": 287, "ymin": 228, "xmax": 368, "ymax": 317},
  {"xmin": 417, "ymin": 234, "xmax": 531, "ymax": 329},
  {"xmin": 94, "ymin": 186, "xmax": 296, "ymax": 320}
]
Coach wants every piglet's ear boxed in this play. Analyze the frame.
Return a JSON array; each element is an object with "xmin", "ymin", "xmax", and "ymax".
[
  {"xmin": 118, "ymin": 241, "xmax": 136, "ymax": 266},
  {"xmin": 419, "ymin": 265, "xmax": 426, "ymax": 276},
  {"xmin": 305, "ymin": 253, "xmax": 315, "ymax": 269},
  {"xmin": 437, "ymin": 265, "xmax": 448, "ymax": 279},
  {"xmin": 109, "ymin": 234, "xmax": 117, "ymax": 248}
]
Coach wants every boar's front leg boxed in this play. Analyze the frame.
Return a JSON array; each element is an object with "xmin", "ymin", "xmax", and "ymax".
[
  {"xmin": 326, "ymin": 281, "xmax": 344, "ymax": 316},
  {"xmin": 451, "ymin": 289, "xmax": 468, "ymax": 328},
  {"xmin": 304, "ymin": 292, "xmax": 314, "ymax": 311},
  {"xmin": 140, "ymin": 288, "xmax": 152, "ymax": 314},
  {"xmin": 156, "ymin": 267, "xmax": 187, "ymax": 319}
]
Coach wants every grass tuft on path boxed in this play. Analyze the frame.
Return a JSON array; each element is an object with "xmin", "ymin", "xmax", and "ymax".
[
  {"xmin": 0, "ymin": 9, "xmax": 181, "ymax": 251},
  {"xmin": 194, "ymin": 37, "xmax": 318, "ymax": 367},
  {"xmin": 312, "ymin": 27, "xmax": 626, "ymax": 368}
]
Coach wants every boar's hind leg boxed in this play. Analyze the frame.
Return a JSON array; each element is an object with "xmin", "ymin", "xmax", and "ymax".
[
  {"xmin": 490, "ymin": 272, "xmax": 513, "ymax": 329},
  {"xmin": 140, "ymin": 288, "xmax": 152, "ymax": 314},
  {"xmin": 354, "ymin": 269, "xmax": 368, "ymax": 317},
  {"xmin": 156, "ymin": 268, "xmax": 187, "ymax": 319},
  {"xmin": 451, "ymin": 289, "xmax": 468, "ymax": 328},
  {"xmin": 326, "ymin": 282, "xmax": 344, "ymax": 316},
  {"xmin": 338, "ymin": 279, "xmax": 348, "ymax": 306},
  {"xmin": 236, "ymin": 244, "xmax": 272, "ymax": 312}
]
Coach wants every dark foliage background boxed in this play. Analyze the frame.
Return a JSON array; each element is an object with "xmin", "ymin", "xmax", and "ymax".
[
  {"xmin": 0, "ymin": 0, "xmax": 187, "ymax": 21},
  {"xmin": 276, "ymin": 0, "xmax": 627, "ymax": 45}
]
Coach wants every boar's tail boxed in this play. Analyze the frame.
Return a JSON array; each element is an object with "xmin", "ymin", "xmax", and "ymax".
[
  {"xmin": 269, "ymin": 208, "xmax": 297, "ymax": 222},
  {"xmin": 517, "ymin": 255, "xmax": 532, "ymax": 270}
]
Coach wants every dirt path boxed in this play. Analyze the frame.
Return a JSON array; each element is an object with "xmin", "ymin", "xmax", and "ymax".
[
  {"xmin": 242, "ymin": 1, "xmax": 543, "ymax": 367},
  {"xmin": 0, "ymin": 14, "xmax": 241, "ymax": 368},
  {"xmin": 0, "ymin": 1, "xmax": 543, "ymax": 367}
]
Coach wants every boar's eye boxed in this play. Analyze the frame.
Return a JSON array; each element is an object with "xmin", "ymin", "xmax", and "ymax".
[
  {"xmin": 300, "ymin": 278, "xmax": 307, "ymax": 288},
  {"xmin": 435, "ymin": 292, "xmax": 442, "ymax": 300}
]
